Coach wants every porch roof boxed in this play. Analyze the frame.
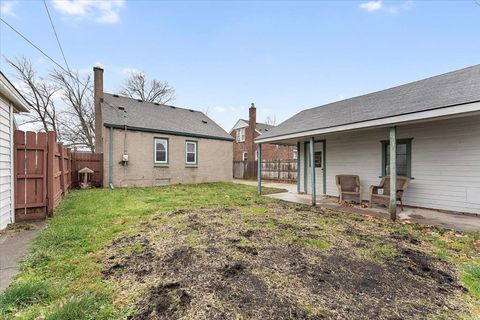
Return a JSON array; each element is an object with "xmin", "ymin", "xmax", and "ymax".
[{"xmin": 256, "ymin": 65, "xmax": 480, "ymax": 144}]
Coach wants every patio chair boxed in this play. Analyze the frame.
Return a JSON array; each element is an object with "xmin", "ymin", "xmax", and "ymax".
[
  {"xmin": 369, "ymin": 176, "xmax": 411, "ymax": 211},
  {"xmin": 335, "ymin": 175, "xmax": 362, "ymax": 204}
]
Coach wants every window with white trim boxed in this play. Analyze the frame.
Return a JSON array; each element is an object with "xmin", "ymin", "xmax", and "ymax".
[
  {"xmin": 186, "ymin": 141, "xmax": 197, "ymax": 165},
  {"xmin": 242, "ymin": 152, "xmax": 248, "ymax": 161},
  {"xmin": 236, "ymin": 128, "xmax": 245, "ymax": 142},
  {"xmin": 154, "ymin": 138, "xmax": 168, "ymax": 164},
  {"xmin": 293, "ymin": 149, "xmax": 298, "ymax": 160}
]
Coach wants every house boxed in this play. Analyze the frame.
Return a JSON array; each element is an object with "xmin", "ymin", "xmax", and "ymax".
[
  {"xmin": 255, "ymin": 65, "xmax": 480, "ymax": 215},
  {"xmin": 0, "ymin": 71, "xmax": 29, "ymax": 230},
  {"xmin": 230, "ymin": 103, "xmax": 296, "ymax": 162},
  {"xmin": 93, "ymin": 67, "xmax": 233, "ymax": 187}
]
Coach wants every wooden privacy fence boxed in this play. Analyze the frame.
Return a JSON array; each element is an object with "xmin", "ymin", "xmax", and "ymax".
[
  {"xmin": 71, "ymin": 152, "xmax": 103, "ymax": 188},
  {"xmin": 14, "ymin": 130, "xmax": 103, "ymax": 222},
  {"xmin": 233, "ymin": 160, "xmax": 297, "ymax": 182}
]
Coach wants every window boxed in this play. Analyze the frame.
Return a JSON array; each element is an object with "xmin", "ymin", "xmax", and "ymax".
[
  {"xmin": 293, "ymin": 149, "xmax": 298, "ymax": 160},
  {"xmin": 255, "ymin": 150, "xmax": 258, "ymax": 160},
  {"xmin": 186, "ymin": 141, "xmax": 197, "ymax": 165},
  {"xmin": 382, "ymin": 139, "xmax": 412, "ymax": 177},
  {"xmin": 242, "ymin": 152, "xmax": 248, "ymax": 161},
  {"xmin": 236, "ymin": 128, "xmax": 245, "ymax": 142},
  {"xmin": 314, "ymin": 151, "xmax": 322, "ymax": 168},
  {"xmin": 154, "ymin": 138, "xmax": 168, "ymax": 164}
]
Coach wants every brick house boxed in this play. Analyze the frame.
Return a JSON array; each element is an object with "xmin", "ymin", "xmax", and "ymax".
[{"xmin": 230, "ymin": 103, "xmax": 296, "ymax": 161}]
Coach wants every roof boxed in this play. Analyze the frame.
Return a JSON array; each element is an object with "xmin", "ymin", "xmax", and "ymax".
[
  {"xmin": 101, "ymin": 93, "xmax": 233, "ymax": 141},
  {"xmin": 258, "ymin": 64, "xmax": 480, "ymax": 141},
  {"xmin": 0, "ymin": 71, "xmax": 30, "ymax": 112},
  {"xmin": 231, "ymin": 118, "xmax": 274, "ymax": 134}
]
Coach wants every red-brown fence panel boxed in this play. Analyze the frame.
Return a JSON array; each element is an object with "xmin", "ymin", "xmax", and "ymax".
[{"xmin": 71, "ymin": 152, "xmax": 103, "ymax": 188}]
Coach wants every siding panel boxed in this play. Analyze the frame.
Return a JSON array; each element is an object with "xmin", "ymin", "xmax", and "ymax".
[{"xmin": 0, "ymin": 97, "xmax": 12, "ymax": 229}]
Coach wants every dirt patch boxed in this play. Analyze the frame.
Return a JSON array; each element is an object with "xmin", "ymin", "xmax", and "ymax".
[{"xmin": 100, "ymin": 203, "xmax": 470, "ymax": 319}]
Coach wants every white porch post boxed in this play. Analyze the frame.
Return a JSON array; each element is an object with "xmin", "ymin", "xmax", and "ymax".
[
  {"xmin": 257, "ymin": 144, "xmax": 262, "ymax": 195},
  {"xmin": 310, "ymin": 137, "xmax": 316, "ymax": 206},
  {"xmin": 389, "ymin": 126, "xmax": 397, "ymax": 220}
]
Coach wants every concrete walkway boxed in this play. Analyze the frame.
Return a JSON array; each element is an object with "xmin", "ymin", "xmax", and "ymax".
[
  {"xmin": 0, "ymin": 221, "xmax": 45, "ymax": 292},
  {"xmin": 233, "ymin": 179, "xmax": 480, "ymax": 232}
]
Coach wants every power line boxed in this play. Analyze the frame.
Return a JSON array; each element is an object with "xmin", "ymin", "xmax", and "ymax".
[
  {"xmin": 0, "ymin": 17, "xmax": 69, "ymax": 73},
  {"xmin": 42, "ymin": 0, "xmax": 72, "ymax": 75},
  {"xmin": 0, "ymin": 17, "xmax": 93, "ymax": 92}
]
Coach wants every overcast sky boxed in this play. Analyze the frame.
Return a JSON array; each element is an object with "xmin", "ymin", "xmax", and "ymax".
[{"xmin": 1, "ymin": 0, "xmax": 479, "ymax": 131}]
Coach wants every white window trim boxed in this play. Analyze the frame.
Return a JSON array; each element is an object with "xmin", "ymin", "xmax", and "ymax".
[
  {"xmin": 237, "ymin": 128, "xmax": 245, "ymax": 142},
  {"xmin": 185, "ymin": 141, "xmax": 198, "ymax": 165},
  {"xmin": 154, "ymin": 138, "xmax": 169, "ymax": 164},
  {"xmin": 242, "ymin": 151, "xmax": 248, "ymax": 161}
]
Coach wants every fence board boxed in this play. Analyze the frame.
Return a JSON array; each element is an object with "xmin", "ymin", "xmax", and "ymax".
[{"xmin": 233, "ymin": 160, "xmax": 297, "ymax": 182}]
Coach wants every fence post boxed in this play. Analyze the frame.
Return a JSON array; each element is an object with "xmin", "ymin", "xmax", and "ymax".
[
  {"xmin": 47, "ymin": 131, "xmax": 56, "ymax": 215},
  {"xmin": 58, "ymin": 143, "xmax": 65, "ymax": 194}
]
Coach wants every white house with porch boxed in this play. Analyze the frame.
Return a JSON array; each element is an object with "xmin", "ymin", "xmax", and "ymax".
[{"xmin": 255, "ymin": 65, "xmax": 480, "ymax": 216}]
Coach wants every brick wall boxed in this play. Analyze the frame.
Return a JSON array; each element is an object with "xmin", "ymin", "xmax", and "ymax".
[{"xmin": 231, "ymin": 129, "xmax": 296, "ymax": 161}]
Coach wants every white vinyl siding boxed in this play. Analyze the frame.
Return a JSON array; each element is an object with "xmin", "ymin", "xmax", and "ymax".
[
  {"xmin": 0, "ymin": 96, "xmax": 13, "ymax": 229},
  {"xmin": 298, "ymin": 115, "xmax": 480, "ymax": 214}
]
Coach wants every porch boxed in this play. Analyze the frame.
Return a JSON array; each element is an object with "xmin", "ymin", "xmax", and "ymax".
[{"xmin": 235, "ymin": 179, "xmax": 480, "ymax": 232}]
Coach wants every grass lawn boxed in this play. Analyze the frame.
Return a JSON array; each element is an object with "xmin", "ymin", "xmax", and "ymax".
[{"xmin": 0, "ymin": 183, "xmax": 479, "ymax": 319}]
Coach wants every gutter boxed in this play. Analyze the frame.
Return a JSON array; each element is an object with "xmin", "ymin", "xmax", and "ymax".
[{"xmin": 104, "ymin": 123, "xmax": 234, "ymax": 142}]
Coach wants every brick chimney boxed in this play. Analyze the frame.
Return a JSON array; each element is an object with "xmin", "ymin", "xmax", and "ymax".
[
  {"xmin": 94, "ymin": 66, "xmax": 104, "ymax": 153},
  {"xmin": 247, "ymin": 102, "xmax": 256, "ymax": 159}
]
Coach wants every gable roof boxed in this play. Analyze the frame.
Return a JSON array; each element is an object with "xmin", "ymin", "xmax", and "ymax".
[
  {"xmin": 230, "ymin": 118, "xmax": 275, "ymax": 134},
  {"xmin": 0, "ymin": 71, "xmax": 30, "ymax": 112},
  {"xmin": 101, "ymin": 93, "xmax": 233, "ymax": 141},
  {"xmin": 257, "ymin": 64, "xmax": 480, "ymax": 141}
]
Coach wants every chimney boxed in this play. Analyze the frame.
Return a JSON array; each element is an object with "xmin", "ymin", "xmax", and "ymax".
[
  {"xmin": 247, "ymin": 102, "xmax": 256, "ymax": 160},
  {"xmin": 94, "ymin": 66, "xmax": 104, "ymax": 153}
]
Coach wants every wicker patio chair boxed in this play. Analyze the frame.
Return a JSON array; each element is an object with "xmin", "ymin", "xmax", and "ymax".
[
  {"xmin": 335, "ymin": 175, "xmax": 362, "ymax": 204},
  {"xmin": 369, "ymin": 176, "xmax": 411, "ymax": 211}
]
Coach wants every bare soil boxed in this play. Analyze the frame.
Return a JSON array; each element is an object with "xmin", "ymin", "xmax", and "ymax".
[{"xmin": 100, "ymin": 202, "xmax": 470, "ymax": 319}]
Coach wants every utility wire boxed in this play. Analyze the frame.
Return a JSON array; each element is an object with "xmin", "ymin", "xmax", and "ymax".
[
  {"xmin": 0, "ymin": 17, "xmax": 93, "ymax": 92},
  {"xmin": 0, "ymin": 17, "xmax": 69, "ymax": 74},
  {"xmin": 42, "ymin": 0, "xmax": 72, "ymax": 75}
]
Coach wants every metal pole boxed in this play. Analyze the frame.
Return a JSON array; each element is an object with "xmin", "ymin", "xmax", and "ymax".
[
  {"xmin": 257, "ymin": 144, "xmax": 262, "ymax": 195},
  {"xmin": 389, "ymin": 126, "xmax": 397, "ymax": 220},
  {"xmin": 310, "ymin": 137, "xmax": 316, "ymax": 206}
]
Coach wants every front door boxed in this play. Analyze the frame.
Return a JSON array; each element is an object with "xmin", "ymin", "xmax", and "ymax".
[{"xmin": 304, "ymin": 141, "xmax": 324, "ymax": 195}]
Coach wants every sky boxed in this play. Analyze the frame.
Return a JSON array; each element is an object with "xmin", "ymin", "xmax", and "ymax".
[{"xmin": 1, "ymin": 0, "xmax": 479, "ymax": 131}]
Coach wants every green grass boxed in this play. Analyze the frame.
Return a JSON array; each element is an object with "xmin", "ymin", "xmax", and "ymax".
[
  {"xmin": 0, "ymin": 183, "xmax": 279, "ymax": 319},
  {"xmin": 1, "ymin": 182, "xmax": 478, "ymax": 319}
]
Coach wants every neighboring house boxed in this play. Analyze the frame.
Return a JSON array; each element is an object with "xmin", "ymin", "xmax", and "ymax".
[
  {"xmin": 230, "ymin": 103, "xmax": 296, "ymax": 162},
  {"xmin": 0, "ymin": 72, "xmax": 29, "ymax": 230},
  {"xmin": 256, "ymin": 65, "xmax": 480, "ymax": 215},
  {"xmin": 93, "ymin": 67, "xmax": 233, "ymax": 187}
]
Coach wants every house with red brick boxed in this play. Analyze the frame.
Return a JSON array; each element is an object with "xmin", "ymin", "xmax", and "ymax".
[{"xmin": 230, "ymin": 103, "xmax": 296, "ymax": 162}]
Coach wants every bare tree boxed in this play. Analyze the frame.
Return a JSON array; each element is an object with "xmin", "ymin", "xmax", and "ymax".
[
  {"xmin": 6, "ymin": 56, "xmax": 60, "ymax": 135},
  {"xmin": 51, "ymin": 69, "xmax": 95, "ymax": 152},
  {"xmin": 119, "ymin": 71, "xmax": 175, "ymax": 104},
  {"xmin": 264, "ymin": 114, "xmax": 277, "ymax": 126}
]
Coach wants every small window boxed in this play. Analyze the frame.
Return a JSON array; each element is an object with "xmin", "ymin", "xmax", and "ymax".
[
  {"xmin": 236, "ymin": 128, "xmax": 245, "ymax": 142},
  {"xmin": 255, "ymin": 150, "xmax": 258, "ymax": 161},
  {"xmin": 293, "ymin": 149, "xmax": 298, "ymax": 160},
  {"xmin": 186, "ymin": 141, "xmax": 197, "ymax": 165},
  {"xmin": 382, "ymin": 139, "xmax": 412, "ymax": 177},
  {"xmin": 242, "ymin": 152, "xmax": 248, "ymax": 161},
  {"xmin": 314, "ymin": 151, "xmax": 322, "ymax": 168},
  {"xmin": 154, "ymin": 138, "xmax": 168, "ymax": 164}
]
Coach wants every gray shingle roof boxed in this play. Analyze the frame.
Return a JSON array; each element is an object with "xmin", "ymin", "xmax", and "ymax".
[
  {"xmin": 101, "ymin": 93, "xmax": 233, "ymax": 141},
  {"xmin": 258, "ymin": 64, "xmax": 480, "ymax": 140},
  {"xmin": 238, "ymin": 119, "xmax": 275, "ymax": 133}
]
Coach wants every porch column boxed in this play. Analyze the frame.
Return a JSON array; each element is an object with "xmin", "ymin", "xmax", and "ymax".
[
  {"xmin": 310, "ymin": 137, "xmax": 316, "ymax": 206},
  {"xmin": 389, "ymin": 126, "xmax": 397, "ymax": 220},
  {"xmin": 296, "ymin": 141, "xmax": 300, "ymax": 193},
  {"xmin": 257, "ymin": 144, "xmax": 262, "ymax": 195}
]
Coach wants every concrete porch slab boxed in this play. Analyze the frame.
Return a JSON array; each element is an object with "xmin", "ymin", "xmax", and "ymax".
[{"xmin": 233, "ymin": 179, "xmax": 480, "ymax": 232}]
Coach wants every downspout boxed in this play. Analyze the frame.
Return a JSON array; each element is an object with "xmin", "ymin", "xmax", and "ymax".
[{"xmin": 108, "ymin": 126, "xmax": 113, "ymax": 189}]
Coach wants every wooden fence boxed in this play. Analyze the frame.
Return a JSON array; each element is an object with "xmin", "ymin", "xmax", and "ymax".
[
  {"xmin": 14, "ymin": 130, "xmax": 102, "ymax": 222},
  {"xmin": 71, "ymin": 152, "xmax": 103, "ymax": 188},
  {"xmin": 233, "ymin": 160, "xmax": 297, "ymax": 182}
]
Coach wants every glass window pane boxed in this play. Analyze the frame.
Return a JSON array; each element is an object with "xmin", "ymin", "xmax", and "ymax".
[
  {"xmin": 397, "ymin": 154, "xmax": 407, "ymax": 167},
  {"xmin": 156, "ymin": 151, "xmax": 166, "ymax": 162},
  {"xmin": 187, "ymin": 153, "xmax": 195, "ymax": 163},
  {"xmin": 156, "ymin": 141, "xmax": 165, "ymax": 152},
  {"xmin": 187, "ymin": 142, "xmax": 195, "ymax": 153},
  {"xmin": 397, "ymin": 143, "xmax": 407, "ymax": 154}
]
